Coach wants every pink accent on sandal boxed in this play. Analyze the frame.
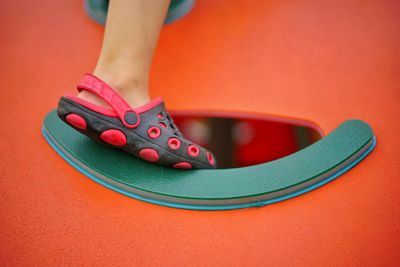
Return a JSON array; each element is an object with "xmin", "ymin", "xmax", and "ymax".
[
  {"xmin": 65, "ymin": 94, "xmax": 118, "ymax": 117},
  {"xmin": 187, "ymin": 145, "xmax": 200, "ymax": 157},
  {"xmin": 168, "ymin": 138, "xmax": 181, "ymax": 149},
  {"xmin": 147, "ymin": 126, "xmax": 161, "ymax": 139},
  {"xmin": 139, "ymin": 148, "xmax": 159, "ymax": 162},
  {"xmin": 173, "ymin": 162, "xmax": 192, "ymax": 169},
  {"xmin": 134, "ymin": 97, "xmax": 164, "ymax": 114},
  {"xmin": 100, "ymin": 129, "xmax": 127, "ymax": 146},
  {"xmin": 66, "ymin": 114, "xmax": 87, "ymax": 130},
  {"xmin": 64, "ymin": 74, "xmax": 165, "ymax": 128},
  {"xmin": 66, "ymin": 94, "xmax": 164, "ymax": 118},
  {"xmin": 77, "ymin": 74, "xmax": 140, "ymax": 128},
  {"xmin": 207, "ymin": 151, "xmax": 215, "ymax": 165}
]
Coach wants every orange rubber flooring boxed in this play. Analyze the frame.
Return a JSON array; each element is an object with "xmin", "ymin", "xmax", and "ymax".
[{"xmin": 0, "ymin": 0, "xmax": 399, "ymax": 265}]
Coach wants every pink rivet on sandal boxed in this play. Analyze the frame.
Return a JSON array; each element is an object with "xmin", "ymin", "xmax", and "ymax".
[
  {"xmin": 66, "ymin": 114, "xmax": 87, "ymax": 130},
  {"xmin": 173, "ymin": 162, "xmax": 192, "ymax": 169},
  {"xmin": 139, "ymin": 148, "xmax": 159, "ymax": 162},
  {"xmin": 100, "ymin": 129, "xmax": 127, "ymax": 146}
]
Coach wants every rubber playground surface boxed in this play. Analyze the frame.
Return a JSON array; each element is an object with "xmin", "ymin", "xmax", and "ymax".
[{"xmin": 1, "ymin": 0, "xmax": 399, "ymax": 266}]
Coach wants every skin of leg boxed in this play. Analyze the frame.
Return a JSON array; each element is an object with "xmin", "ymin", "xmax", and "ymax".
[{"xmin": 78, "ymin": 0, "xmax": 171, "ymax": 108}]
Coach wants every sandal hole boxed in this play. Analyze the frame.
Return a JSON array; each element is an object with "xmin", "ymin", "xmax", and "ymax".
[
  {"xmin": 168, "ymin": 138, "xmax": 181, "ymax": 150},
  {"xmin": 157, "ymin": 112, "xmax": 164, "ymax": 119},
  {"xmin": 188, "ymin": 145, "xmax": 200, "ymax": 157},
  {"xmin": 207, "ymin": 151, "xmax": 215, "ymax": 165},
  {"xmin": 147, "ymin": 126, "xmax": 161, "ymax": 139}
]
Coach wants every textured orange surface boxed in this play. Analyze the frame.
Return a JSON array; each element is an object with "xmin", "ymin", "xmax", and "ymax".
[{"xmin": 1, "ymin": 0, "xmax": 399, "ymax": 266}]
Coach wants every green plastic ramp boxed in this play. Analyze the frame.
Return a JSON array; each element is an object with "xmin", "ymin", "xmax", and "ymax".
[{"xmin": 42, "ymin": 110, "xmax": 375, "ymax": 210}]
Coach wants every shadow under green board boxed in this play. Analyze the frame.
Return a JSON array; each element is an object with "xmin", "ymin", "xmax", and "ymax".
[{"xmin": 42, "ymin": 110, "xmax": 375, "ymax": 210}]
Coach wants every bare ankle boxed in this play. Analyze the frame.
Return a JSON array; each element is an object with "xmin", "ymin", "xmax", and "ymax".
[{"xmin": 78, "ymin": 70, "xmax": 150, "ymax": 108}]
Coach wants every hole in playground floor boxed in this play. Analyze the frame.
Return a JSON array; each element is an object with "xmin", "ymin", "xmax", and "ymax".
[{"xmin": 171, "ymin": 112, "xmax": 322, "ymax": 169}]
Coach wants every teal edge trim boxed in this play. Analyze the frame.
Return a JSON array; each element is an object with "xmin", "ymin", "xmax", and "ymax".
[
  {"xmin": 164, "ymin": 0, "xmax": 195, "ymax": 24},
  {"xmin": 84, "ymin": 0, "xmax": 195, "ymax": 25},
  {"xmin": 42, "ymin": 126, "xmax": 376, "ymax": 211}
]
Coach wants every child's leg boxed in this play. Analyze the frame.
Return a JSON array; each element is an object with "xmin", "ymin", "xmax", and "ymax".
[{"xmin": 78, "ymin": 0, "xmax": 171, "ymax": 108}]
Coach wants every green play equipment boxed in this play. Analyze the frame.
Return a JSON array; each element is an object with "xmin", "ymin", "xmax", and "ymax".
[
  {"xmin": 84, "ymin": 0, "xmax": 195, "ymax": 25},
  {"xmin": 42, "ymin": 110, "xmax": 376, "ymax": 210}
]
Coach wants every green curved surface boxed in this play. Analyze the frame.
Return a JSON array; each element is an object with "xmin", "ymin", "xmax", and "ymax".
[
  {"xmin": 43, "ymin": 110, "xmax": 374, "ymax": 209},
  {"xmin": 84, "ymin": 0, "xmax": 195, "ymax": 25}
]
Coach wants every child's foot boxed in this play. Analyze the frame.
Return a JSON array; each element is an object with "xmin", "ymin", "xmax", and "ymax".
[{"xmin": 58, "ymin": 73, "xmax": 217, "ymax": 169}]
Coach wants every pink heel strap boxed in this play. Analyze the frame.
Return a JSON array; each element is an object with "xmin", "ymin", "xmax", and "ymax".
[{"xmin": 77, "ymin": 73, "xmax": 140, "ymax": 128}]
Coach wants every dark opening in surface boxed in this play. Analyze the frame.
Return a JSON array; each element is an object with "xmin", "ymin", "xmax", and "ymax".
[{"xmin": 171, "ymin": 112, "xmax": 322, "ymax": 169}]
